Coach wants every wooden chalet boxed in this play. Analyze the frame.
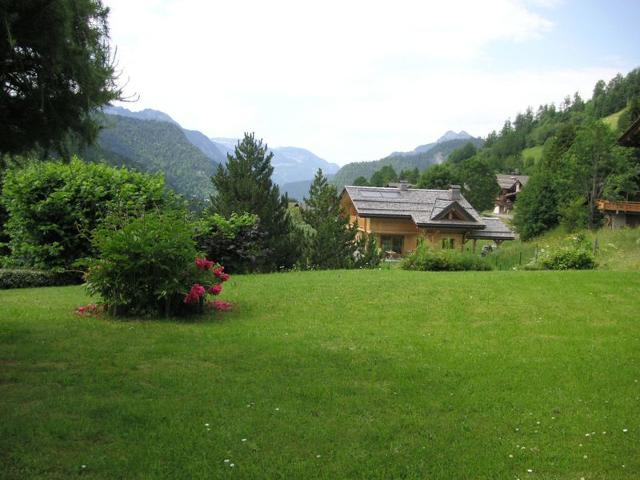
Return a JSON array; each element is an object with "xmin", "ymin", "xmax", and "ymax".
[
  {"xmin": 494, "ymin": 174, "xmax": 529, "ymax": 214},
  {"xmin": 340, "ymin": 183, "xmax": 515, "ymax": 255}
]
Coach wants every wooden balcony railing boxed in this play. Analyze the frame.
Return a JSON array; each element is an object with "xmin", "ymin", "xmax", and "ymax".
[{"xmin": 597, "ymin": 200, "xmax": 640, "ymax": 213}]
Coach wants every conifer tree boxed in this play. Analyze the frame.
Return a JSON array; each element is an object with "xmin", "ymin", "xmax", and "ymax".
[
  {"xmin": 1, "ymin": 0, "xmax": 122, "ymax": 157},
  {"xmin": 210, "ymin": 133, "xmax": 298, "ymax": 270},
  {"xmin": 302, "ymin": 169, "xmax": 358, "ymax": 269}
]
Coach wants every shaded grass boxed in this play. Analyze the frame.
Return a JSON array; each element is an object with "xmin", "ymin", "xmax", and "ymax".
[{"xmin": 1, "ymin": 270, "xmax": 640, "ymax": 479}]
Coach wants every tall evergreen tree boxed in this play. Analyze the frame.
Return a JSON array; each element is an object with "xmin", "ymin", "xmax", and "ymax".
[
  {"xmin": 1, "ymin": 0, "xmax": 122, "ymax": 157},
  {"xmin": 302, "ymin": 169, "xmax": 357, "ymax": 269},
  {"xmin": 210, "ymin": 133, "xmax": 298, "ymax": 270}
]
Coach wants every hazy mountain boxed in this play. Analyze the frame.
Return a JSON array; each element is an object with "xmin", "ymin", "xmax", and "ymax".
[
  {"xmin": 104, "ymin": 106, "xmax": 226, "ymax": 164},
  {"xmin": 103, "ymin": 106, "xmax": 178, "ymax": 125},
  {"xmin": 83, "ymin": 114, "xmax": 216, "ymax": 198},
  {"xmin": 211, "ymin": 138, "xmax": 339, "ymax": 185},
  {"xmin": 389, "ymin": 130, "xmax": 473, "ymax": 157},
  {"xmin": 280, "ymin": 174, "xmax": 335, "ymax": 202},
  {"xmin": 331, "ymin": 135, "xmax": 483, "ymax": 189}
]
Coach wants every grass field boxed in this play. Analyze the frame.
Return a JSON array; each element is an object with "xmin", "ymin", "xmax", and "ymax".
[
  {"xmin": 602, "ymin": 108, "xmax": 626, "ymax": 131},
  {"xmin": 1, "ymin": 270, "xmax": 640, "ymax": 479},
  {"xmin": 521, "ymin": 145, "xmax": 544, "ymax": 164}
]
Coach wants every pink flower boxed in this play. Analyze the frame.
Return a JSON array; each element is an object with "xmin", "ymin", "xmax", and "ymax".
[
  {"xmin": 207, "ymin": 300, "xmax": 233, "ymax": 311},
  {"xmin": 213, "ymin": 266, "xmax": 225, "ymax": 278},
  {"xmin": 75, "ymin": 304, "xmax": 99, "ymax": 315},
  {"xmin": 208, "ymin": 283, "xmax": 222, "ymax": 295},
  {"xmin": 184, "ymin": 283, "xmax": 206, "ymax": 304},
  {"xmin": 220, "ymin": 273, "xmax": 230, "ymax": 282},
  {"xmin": 195, "ymin": 258, "xmax": 214, "ymax": 270}
]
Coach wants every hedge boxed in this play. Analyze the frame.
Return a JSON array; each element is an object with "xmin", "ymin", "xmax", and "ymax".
[{"xmin": 0, "ymin": 269, "xmax": 83, "ymax": 289}]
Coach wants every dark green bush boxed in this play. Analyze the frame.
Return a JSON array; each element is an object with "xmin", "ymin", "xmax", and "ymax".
[
  {"xmin": 1, "ymin": 158, "xmax": 170, "ymax": 270},
  {"xmin": 402, "ymin": 243, "xmax": 492, "ymax": 271},
  {"xmin": 0, "ymin": 269, "xmax": 83, "ymax": 289},
  {"xmin": 85, "ymin": 211, "xmax": 200, "ymax": 316},
  {"xmin": 196, "ymin": 212, "xmax": 266, "ymax": 274}
]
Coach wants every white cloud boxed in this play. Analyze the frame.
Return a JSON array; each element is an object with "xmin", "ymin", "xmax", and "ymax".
[{"xmin": 104, "ymin": 0, "xmax": 626, "ymax": 165}]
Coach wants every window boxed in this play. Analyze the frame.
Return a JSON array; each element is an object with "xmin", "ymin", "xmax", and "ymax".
[
  {"xmin": 381, "ymin": 235, "xmax": 404, "ymax": 253},
  {"xmin": 441, "ymin": 238, "xmax": 455, "ymax": 249}
]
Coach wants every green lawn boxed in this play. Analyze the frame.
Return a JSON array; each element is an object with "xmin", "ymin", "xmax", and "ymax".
[{"xmin": 1, "ymin": 270, "xmax": 639, "ymax": 479}]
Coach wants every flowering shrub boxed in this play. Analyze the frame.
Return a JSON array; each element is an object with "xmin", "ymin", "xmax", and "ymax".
[
  {"xmin": 181, "ymin": 257, "xmax": 231, "ymax": 312},
  {"xmin": 85, "ymin": 211, "xmax": 232, "ymax": 317},
  {"xmin": 75, "ymin": 304, "xmax": 102, "ymax": 316}
]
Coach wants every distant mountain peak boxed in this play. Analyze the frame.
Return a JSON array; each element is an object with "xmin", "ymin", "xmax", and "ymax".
[
  {"xmin": 104, "ymin": 106, "xmax": 178, "ymax": 125},
  {"xmin": 436, "ymin": 130, "xmax": 473, "ymax": 144}
]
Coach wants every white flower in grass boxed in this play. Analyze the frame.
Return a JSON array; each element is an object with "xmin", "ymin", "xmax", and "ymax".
[
  {"xmin": 509, "ymin": 454, "xmax": 514, "ymax": 458},
  {"xmin": 527, "ymin": 468, "xmax": 533, "ymax": 473},
  {"xmin": 81, "ymin": 465, "xmax": 87, "ymax": 469},
  {"xmin": 204, "ymin": 423, "xmax": 209, "ymax": 427},
  {"xmin": 224, "ymin": 459, "xmax": 230, "ymax": 463},
  {"xmin": 242, "ymin": 438, "xmax": 247, "ymax": 442},
  {"xmin": 583, "ymin": 455, "xmax": 588, "ymax": 459},
  {"xmin": 230, "ymin": 463, "xmax": 235, "ymax": 468},
  {"xmin": 623, "ymin": 428, "xmax": 628, "ymax": 433},
  {"xmin": 316, "ymin": 454, "xmax": 321, "ymax": 458}
]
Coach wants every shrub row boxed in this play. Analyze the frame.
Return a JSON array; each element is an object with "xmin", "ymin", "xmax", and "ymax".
[
  {"xmin": 402, "ymin": 244, "xmax": 492, "ymax": 271},
  {"xmin": 0, "ymin": 269, "xmax": 83, "ymax": 289}
]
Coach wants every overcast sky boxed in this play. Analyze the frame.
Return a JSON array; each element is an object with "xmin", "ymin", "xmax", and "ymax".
[{"xmin": 105, "ymin": 0, "xmax": 640, "ymax": 166}]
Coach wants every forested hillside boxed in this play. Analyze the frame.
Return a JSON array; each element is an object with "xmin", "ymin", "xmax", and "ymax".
[
  {"xmin": 331, "ymin": 137, "xmax": 483, "ymax": 188},
  {"xmin": 412, "ymin": 67, "xmax": 640, "ymax": 236},
  {"xmin": 82, "ymin": 114, "xmax": 217, "ymax": 198}
]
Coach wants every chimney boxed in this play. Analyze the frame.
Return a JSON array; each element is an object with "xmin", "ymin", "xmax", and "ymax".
[
  {"xmin": 399, "ymin": 180, "xmax": 409, "ymax": 191},
  {"xmin": 449, "ymin": 185, "xmax": 461, "ymax": 201}
]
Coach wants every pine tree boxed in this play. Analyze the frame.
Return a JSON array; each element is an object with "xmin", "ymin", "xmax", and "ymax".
[
  {"xmin": 302, "ymin": 169, "xmax": 357, "ymax": 269},
  {"xmin": 210, "ymin": 133, "xmax": 298, "ymax": 270}
]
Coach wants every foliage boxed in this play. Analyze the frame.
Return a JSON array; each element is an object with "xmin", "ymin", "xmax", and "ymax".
[
  {"xmin": 398, "ymin": 167, "xmax": 419, "ymax": 184},
  {"xmin": 529, "ymin": 235, "xmax": 597, "ymax": 270},
  {"xmin": 418, "ymin": 162, "xmax": 461, "ymax": 189},
  {"xmin": 302, "ymin": 169, "xmax": 359, "ymax": 269},
  {"xmin": 353, "ymin": 231, "xmax": 384, "ymax": 268},
  {"xmin": 0, "ymin": 268, "xmax": 82, "ymax": 289},
  {"xmin": 562, "ymin": 120, "xmax": 633, "ymax": 228},
  {"xmin": 196, "ymin": 212, "xmax": 265, "ymax": 274},
  {"xmin": 512, "ymin": 170, "xmax": 560, "ymax": 240},
  {"xmin": 0, "ymin": 0, "xmax": 122, "ymax": 157},
  {"xmin": 617, "ymin": 96, "xmax": 640, "ymax": 133},
  {"xmin": 459, "ymin": 157, "xmax": 499, "ymax": 211},
  {"xmin": 353, "ymin": 176, "xmax": 369, "ymax": 186},
  {"xmin": 210, "ymin": 133, "xmax": 299, "ymax": 270},
  {"xmin": 370, "ymin": 165, "xmax": 398, "ymax": 187},
  {"xmin": 402, "ymin": 242, "xmax": 492, "ymax": 271},
  {"xmin": 82, "ymin": 114, "xmax": 217, "ymax": 199},
  {"xmin": 85, "ymin": 211, "xmax": 230, "ymax": 316},
  {"xmin": 1, "ymin": 158, "xmax": 169, "ymax": 269},
  {"xmin": 447, "ymin": 142, "xmax": 477, "ymax": 164}
]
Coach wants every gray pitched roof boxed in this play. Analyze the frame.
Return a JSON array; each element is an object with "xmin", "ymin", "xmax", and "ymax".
[
  {"xmin": 467, "ymin": 217, "xmax": 516, "ymax": 240},
  {"xmin": 342, "ymin": 185, "xmax": 485, "ymax": 229},
  {"xmin": 497, "ymin": 174, "xmax": 529, "ymax": 190}
]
